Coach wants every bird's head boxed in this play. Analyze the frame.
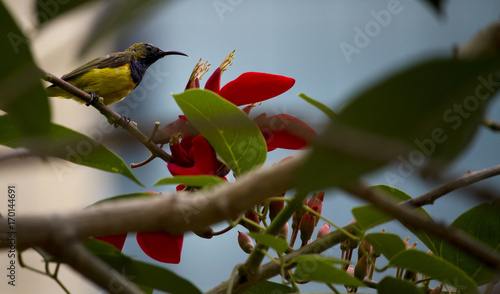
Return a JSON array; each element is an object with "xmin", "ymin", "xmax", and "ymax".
[{"xmin": 126, "ymin": 43, "xmax": 188, "ymax": 67}]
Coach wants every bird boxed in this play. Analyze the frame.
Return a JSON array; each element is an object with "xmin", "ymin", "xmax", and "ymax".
[{"xmin": 47, "ymin": 43, "xmax": 188, "ymax": 106}]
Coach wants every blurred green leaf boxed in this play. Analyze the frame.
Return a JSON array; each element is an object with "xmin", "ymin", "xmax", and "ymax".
[
  {"xmin": 85, "ymin": 239, "xmax": 201, "ymax": 294},
  {"xmin": 154, "ymin": 175, "xmax": 226, "ymax": 188},
  {"xmin": 390, "ymin": 250, "xmax": 478, "ymax": 294},
  {"xmin": 0, "ymin": 3, "xmax": 50, "ymax": 142},
  {"xmin": 437, "ymin": 201, "xmax": 500, "ymax": 285},
  {"xmin": 0, "ymin": 115, "xmax": 142, "ymax": 186},
  {"xmin": 35, "ymin": 0, "xmax": 95, "ymax": 25},
  {"xmin": 365, "ymin": 233, "xmax": 406, "ymax": 260},
  {"xmin": 352, "ymin": 185, "xmax": 438, "ymax": 253},
  {"xmin": 248, "ymin": 233, "xmax": 288, "ymax": 254},
  {"xmin": 378, "ymin": 277, "xmax": 424, "ymax": 294},
  {"xmin": 173, "ymin": 89, "xmax": 267, "ymax": 176},
  {"xmin": 293, "ymin": 255, "xmax": 364, "ymax": 286},
  {"xmin": 298, "ymin": 93, "xmax": 336, "ymax": 119},
  {"xmin": 298, "ymin": 57, "xmax": 500, "ymax": 192},
  {"xmin": 245, "ymin": 281, "xmax": 294, "ymax": 294}
]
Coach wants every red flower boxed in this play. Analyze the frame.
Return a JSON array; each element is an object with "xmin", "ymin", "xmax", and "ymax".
[
  {"xmin": 94, "ymin": 234, "xmax": 127, "ymax": 251},
  {"xmin": 96, "ymin": 232, "xmax": 183, "ymax": 264},
  {"xmin": 185, "ymin": 51, "xmax": 316, "ymax": 152},
  {"xmin": 218, "ymin": 72, "xmax": 295, "ymax": 106},
  {"xmin": 253, "ymin": 113, "xmax": 317, "ymax": 151},
  {"xmin": 136, "ymin": 232, "xmax": 183, "ymax": 264},
  {"xmin": 167, "ymin": 135, "xmax": 229, "ymax": 177},
  {"xmin": 189, "ymin": 51, "xmax": 295, "ymax": 106},
  {"xmin": 94, "ymin": 192, "xmax": 184, "ymax": 264}
]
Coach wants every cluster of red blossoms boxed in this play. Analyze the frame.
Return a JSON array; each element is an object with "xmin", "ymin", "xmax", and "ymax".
[{"xmin": 96, "ymin": 51, "xmax": 317, "ymax": 263}]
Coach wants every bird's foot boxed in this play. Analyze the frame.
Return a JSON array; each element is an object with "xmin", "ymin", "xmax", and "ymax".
[{"xmin": 85, "ymin": 91, "xmax": 99, "ymax": 106}]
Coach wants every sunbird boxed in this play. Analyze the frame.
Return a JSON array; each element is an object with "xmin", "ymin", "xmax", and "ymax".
[{"xmin": 47, "ymin": 43, "xmax": 188, "ymax": 106}]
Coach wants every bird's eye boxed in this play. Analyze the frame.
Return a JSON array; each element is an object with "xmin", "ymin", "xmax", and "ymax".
[{"xmin": 145, "ymin": 45, "xmax": 153, "ymax": 51}]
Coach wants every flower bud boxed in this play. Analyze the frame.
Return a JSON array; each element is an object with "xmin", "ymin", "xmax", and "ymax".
[
  {"xmin": 307, "ymin": 192, "xmax": 324, "ymax": 226},
  {"xmin": 238, "ymin": 231, "xmax": 254, "ymax": 254},
  {"xmin": 269, "ymin": 193, "xmax": 285, "ymax": 221},
  {"xmin": 278, "ymin": 222, "xmax": 289, "ymax": 240},
  {"xmin": 354, "ymin": 255, "xmax": 368, "ymax": 281},
  {"xmin": 316, "ymin": 223, "xmax": 330, "ymax": 239},
  {"xmin": 358, "ymin": 239, "xmax": 372, "ymax": 260},
  {"xmin": 299, "ymin": 212, "xmax": 316, "ymax": 247},
  {"xmin": 244, "ymin": 210, "xmax": 261, "ymax": 233},
  {"xmin": 404, "ymin": 270, "xmax": 418, "ymax": 282},
  {"xmin": 346, "ymin": 265, "xmax": 354, "ymax": 276},
  {"xmin": 193, "ymin": 226, "xmax": 214, "ymax": 239}
]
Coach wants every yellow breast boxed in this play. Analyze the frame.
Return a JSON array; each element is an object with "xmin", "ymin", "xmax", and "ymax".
[{"xmin": 48, "ymin": 64, "xmax": 136, "ymax": 106}]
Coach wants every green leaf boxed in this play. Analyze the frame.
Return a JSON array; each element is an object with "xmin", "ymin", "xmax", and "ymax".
[
  {"xmin": 437, "ymin": 201, "xmax": 500, "ymax": 285},
  {"xmin": 85, "ymin": 239, "xmax": 202, "ymax": 294},
  {"xmin": 298, "ymin": 57, "xmax": 500, "ymax": 192},
  {"xmin": 390, "ymin": 250, "xmax": 479, "ymax": 294},
  {"xmin": 173, "ymin": 89, "xmax": 267, "ymax": 175},
  {"xmin": 298, "ymin": 93, "xmax": 336, "ymax": 119},
  {"xmin": 365, "ymin": 233, "xmax": 406, "ymax": 260},
  {"xmin": 245, "ymin": 281, "xmax": 294, "ymax": 294},
  {"xmin": 154, "ymin": 175, "xmax": 226, "ymax": 188},
  {"xmin": 378, "ymin": 277, "xmax": 424, "ymax": 294},
  {"xmin": 0, "ymin": 3, "xmax": 50, "ymax": 142},
  {"xmin": 248, "ymin": 233, "xmax": 289, "ymax": 254},
  {"xmin": 293, "ymin": 255, "xmax": 364, "ymax": 286},
  {"xmin": 0, "ymin": 115, "xmax": 142, "ymax": 186},
  {"xmin": 351, "ymin": 186, "xmax": 412, "ymax": 230},
  {"xmin": 352, "ymin": 185, "xmax": 438, "ymax": 253}
]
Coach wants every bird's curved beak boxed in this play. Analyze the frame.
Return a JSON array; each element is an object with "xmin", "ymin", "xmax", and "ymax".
[{"xmin": 160, "ymin": 50, "xmax": 189, "ymax": 58}]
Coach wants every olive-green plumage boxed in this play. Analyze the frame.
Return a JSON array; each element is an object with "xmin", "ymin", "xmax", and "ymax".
[{"xmin": 47, "ymin": 43, "xmax": 187, "ymax": 106}]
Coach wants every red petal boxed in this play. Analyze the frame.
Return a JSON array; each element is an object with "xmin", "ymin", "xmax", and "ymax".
[
  {"xmin": 191, "ymin": 135, "xmax": 219, "ymax": 175},
  {"xmin": 136, "ymin": 232, "xmax": 184, "ymax": 264},
  {"xmin": 219, "ymin": 72, "xmax": 295, "ymax": 106},
  {"xmin": 205, "ymin": 67, "xmax": 222, "ymax": 93},
  {"xmin": 167, "ymin": 163, "xmax": 201, "ymax": 176},
  {"xmin": 94, "ymin": 234, "xmax": 127, "ymax": 251},
  {"xmin": 256, "ymin": 114, "xmax": 317, "ymax": 150}
]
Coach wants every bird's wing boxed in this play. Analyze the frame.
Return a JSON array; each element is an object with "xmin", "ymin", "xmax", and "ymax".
[{"xmin": 59, "ymin": 52, "xmax": 132, "ymax": 81}]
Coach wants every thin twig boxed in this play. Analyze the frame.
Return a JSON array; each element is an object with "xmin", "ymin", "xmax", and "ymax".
[
  {"xmin": 343, "ymin": 181, "xmax": 500, "ymax": 271},
  {"xmin": 206, "ymin": 163, "xmax": 500, "ymax": 294},
  {"xmin": 45, "ymin": 223, "xmax": 143, "ymax": 294},
  {"xmin": 484, "ymin": 118, "xmax": 500, "ymax": 131},
  {"xmin": 39, "ymin": 67, "xmax": 172, "ymax": 163},
  {"xmin": 409, "ymin": 164, "xmax": 500, "ymax": 207}
]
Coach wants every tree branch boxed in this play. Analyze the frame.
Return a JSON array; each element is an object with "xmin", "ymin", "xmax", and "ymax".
[
  {"xmin": 0, "ymin": 153, "xmax": 306, "ymax": 250},
  {"xmin": 39, "ymin": 68, "xmax": 172, "ymax": 163},
  {"xmin": 207, "ymin": 223, "xmax": 361, "ymax": 294},
  {"xmin": 44, "ymin": 222, "xmax": 142, "ymax": 294},
  {"xmin": 484, "ymin": 118, "xmax": 500, "ymax": 132},
  {"xmin": 343, "ymin": 182, "xmax": 500, "ymax": 271},
  {"xmin": 408, "ymin": 163, "xmax": 500, "ymax": 207},
  {"xmin": 207, "ymin": 164, "xmax": 500, "ymax": 293}
]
